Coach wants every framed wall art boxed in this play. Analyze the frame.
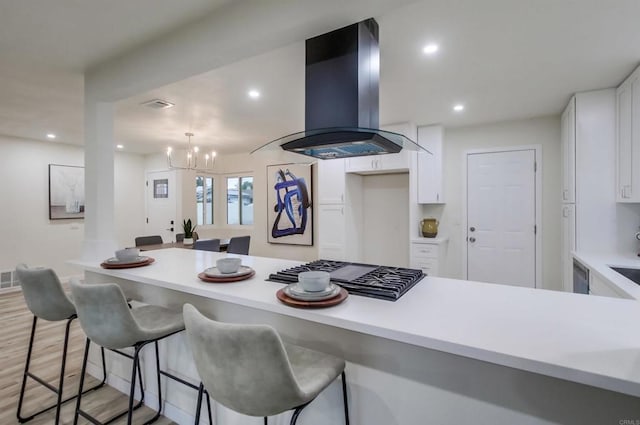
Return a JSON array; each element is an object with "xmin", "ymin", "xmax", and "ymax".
[
  {"xmin": 48, "ymin": 164, "xmax": 85, "ymax": 220},
  {"xmin": 267, "ymin": 163, "xmax": 313, "ymax": 245}
]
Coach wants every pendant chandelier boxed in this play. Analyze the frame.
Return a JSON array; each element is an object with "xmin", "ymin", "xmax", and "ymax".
[{"xmin": 166, "ymin": 132, "xmax": 216, "ymax": 171}]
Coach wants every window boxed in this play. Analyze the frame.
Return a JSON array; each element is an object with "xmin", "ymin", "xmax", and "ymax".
[
  {"xmin": 153, "ymin": 179, "xmax": 168, "ymax": 198},
  {"xmin": 227, "ymin": 176, "xmax": 253, "ymax": 225},
  {"xmin": 196, "ymin": 176, "xmax": 214, "ymax": 226}
]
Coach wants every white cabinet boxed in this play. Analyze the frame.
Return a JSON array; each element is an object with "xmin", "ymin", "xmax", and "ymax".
[
  {"xmin": 560, "ymin": 97, "xmax": 576, "ymax": 203},
  {"xmin": 344, "ymin": 122, "xmax": 415, "ymax": 175},
  {"xmin": 316, "ymin": 158, "xmax": 345, "ymax": 204},
  {"xmin": 317, "ymin": 158, "xmax": 362, "ymax": 261},
  {"xmin": 589, "ymin": 272, "xmax": 624, "ymax": 298},
  {"xmin": 559, "ymin": 90, "xmax": 616, "ymax": 290},
  {"xmin": 345, "ymin": 152, "xmax": 409, "ymax": 174},
  {"xmin": 417, "ymin": 125, "xmax": 444, "ymax": 204},
  {"xmin": 317, "ymin": 204, "xmax": 347, "ymax": 260},
  {"xmin": 616, "ymin": 66, "xmax": 640, "ymax": 202},
  {"xmin": 561, "ymin": 204, "xmax": 576, "ymax": 292},
  {"xmin": 410, "ymin": 238, "xmax": 448, "ymax": 277}
]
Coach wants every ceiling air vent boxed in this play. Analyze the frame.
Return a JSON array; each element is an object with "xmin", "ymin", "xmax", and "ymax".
[{"xmin": 141, "ymin": 99, "xmax": 175, "ymax": 110}]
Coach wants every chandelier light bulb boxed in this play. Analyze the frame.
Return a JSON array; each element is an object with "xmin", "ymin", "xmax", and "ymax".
[{"xmin": 166, "ymin": 132, "xmax": 216, "ymax": 171}]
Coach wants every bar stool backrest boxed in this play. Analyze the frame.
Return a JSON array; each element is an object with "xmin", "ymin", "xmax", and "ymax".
[
  {"xmin": 15, "ymin": 264, "xmax": 75, "ymax": 321},
  {"xmin": 183, "ymin": 304, "xmax": 306, "ymax": 416},
  {"xmin": 70, "ymin": 280, "xmax": 143, "ymax": 349}
]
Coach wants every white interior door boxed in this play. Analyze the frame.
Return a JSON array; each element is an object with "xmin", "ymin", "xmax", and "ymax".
[
  {"xmin": 146, "ymin": 170, "xmax": 178, "ymax": 243},
  {"xmin": 467, "ymin": 150, "xmax": 536, "ymax": 287}
]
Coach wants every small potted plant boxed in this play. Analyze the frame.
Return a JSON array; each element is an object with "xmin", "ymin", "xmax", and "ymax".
[{"xmin": 182, "ymin": 218, "xmax": 197, "ymax": 245}]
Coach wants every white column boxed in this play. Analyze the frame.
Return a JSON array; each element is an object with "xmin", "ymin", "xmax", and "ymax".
[{"xmin": 82, "ymin": 98, "xmax": 118, "ymax": 260}]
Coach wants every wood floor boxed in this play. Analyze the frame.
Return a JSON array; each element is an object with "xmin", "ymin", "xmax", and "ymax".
[{"xmin": 0, "ymin": 290, "xmax": 176, "ymax": 425}]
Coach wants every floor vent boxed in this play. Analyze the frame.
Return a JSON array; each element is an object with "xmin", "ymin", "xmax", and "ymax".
[{"xmin": 0, "ymin": 270, "xmax": 19, "ymax": 289}]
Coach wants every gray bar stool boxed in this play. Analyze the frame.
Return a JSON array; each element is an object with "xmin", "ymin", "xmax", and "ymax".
[
  {"xmin": 15, "ymin": 264, "xmax": 107, "ymax": 425},
  {"xmin": 69, "ymin": 280, "xmax": 211, "ymax": 425},
  {"xmin": 183, "ymin": 304, "xmax": 350, "ymax": 425}
]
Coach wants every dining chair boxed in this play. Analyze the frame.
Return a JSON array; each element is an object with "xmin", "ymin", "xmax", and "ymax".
[
  {"xmin": 15, "ymin": 264, "xmax": 107, "ymax": 425},
  {"xmin": 134, "ymin": 235, "xmax": 163, "ymax": 247},
  {"xmin": 227, "ymin": 236, "xmax": 250, "ymax": 255},
  {"xmin": 193, "ymin": 239, "xmax": 220, "ymax": 252},
  {"xmin": 175, "ymin": 233, "xmax": 185, "ymax": 243},
  {"xmin": 183, "ymin": 303, "xmax": 349, "ymax": 425}
]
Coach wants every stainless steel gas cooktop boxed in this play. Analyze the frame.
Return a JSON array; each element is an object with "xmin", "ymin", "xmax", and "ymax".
[{"xmin": 268, "ymin": 260, "xmax": 425, "ymax": 301}]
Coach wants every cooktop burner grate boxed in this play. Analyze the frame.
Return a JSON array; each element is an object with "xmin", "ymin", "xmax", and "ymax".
[{"xmin": 267, "ymin": 260, "xmax": 425, "ymax": 301}]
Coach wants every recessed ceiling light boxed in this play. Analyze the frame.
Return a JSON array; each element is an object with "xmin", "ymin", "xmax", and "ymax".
[
  {"xmin": 453, "ymin": 104, "xmax": 465, "ymax": 112},
  {"xmin": 46, "ymin": 133, "xmax": 56, "ymax": 139},
  {"xmin": 116, "ymin": 144, "xmax": 124, "ymax": 149},
  {"xmin": 422, "ymin": 43, "xmax": 439, "ymax": 55},
  {"xmin": 248, "ymin": 90, "xmax": 260, "ymax": 99}
]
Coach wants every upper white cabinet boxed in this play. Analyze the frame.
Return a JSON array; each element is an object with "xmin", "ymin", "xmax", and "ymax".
[
  {"xmin": 616, "ymin": 66, "xmax": 640, "ymax": 202},
  {"xmin": 561, "ymin": 97, "xmax": 576, "ymax": 203},
  {"xmin": 417, "ymin": 125, "xmax": 444, "ymax": 204},
  {"xmin": 316, "ymin": 158, "xmax": 346, "ymax": 204},
  {"xmin": 345, "ymin": 122, "xmax": 415, "ymax": 175},
  {"xmin": 345, "ymin": 152, "xmax": 409, "ymax": 174}
]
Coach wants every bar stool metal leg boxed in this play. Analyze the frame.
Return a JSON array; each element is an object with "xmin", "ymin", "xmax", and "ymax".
[
  {"xmin": 74, "ymin": 338, "xmax": 146, "ymax": 425},
  {"xmin": 342, "ymin": 371, "xmax": 350, "ymax": 425},
  {"xmin": 17, "ymin": 316, "xmax": 108, "ymax": 424}
]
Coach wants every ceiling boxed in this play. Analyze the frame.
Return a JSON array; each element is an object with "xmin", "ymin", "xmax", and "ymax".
[{"xmin": 2, "ymin": 0, "xmax": 640, "ymax": 154}]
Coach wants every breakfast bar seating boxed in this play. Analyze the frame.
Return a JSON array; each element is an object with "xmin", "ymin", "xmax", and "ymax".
[
  {"xmin": 15, "ymin": 264, "xmax": 107, "ymax": 425},
  {"xmin": 183, "ymin": 304, "xmax": 349, "ymax": 425},
  {"xmin": 69, "ymin": 280, "xmax": 191, "ymax": 424}
]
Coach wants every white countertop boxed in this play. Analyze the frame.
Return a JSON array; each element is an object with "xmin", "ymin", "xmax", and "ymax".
[
  {"xmin": 411, "ymin": 236, "xmax": 449, "ymax": 244},
  {"xmin": 573, "ymin": 251, "xmax": 640, "ymax": 299},
  {"xmin": 70, "ymin": 249, "xmax": 640, "ymax": 398}
]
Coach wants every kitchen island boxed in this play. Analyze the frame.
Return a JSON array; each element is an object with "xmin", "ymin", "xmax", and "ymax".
[{"xmin": 71, "ymin": 249, "xmax": 640, "ymax": 425}]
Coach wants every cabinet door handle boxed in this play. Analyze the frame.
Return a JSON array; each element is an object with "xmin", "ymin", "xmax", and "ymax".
[
  {"xmin": 562, "ymin": 190, "xmax": 568, "ymax": 201},
  {"xmin": 341, "ymin": 194, "xmax": 344, "ymax": 203}
]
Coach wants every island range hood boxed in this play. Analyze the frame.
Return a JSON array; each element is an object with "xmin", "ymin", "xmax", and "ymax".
[{"xmin": 252, "ymin": 18, "xmax": 430, "ymax": 160}]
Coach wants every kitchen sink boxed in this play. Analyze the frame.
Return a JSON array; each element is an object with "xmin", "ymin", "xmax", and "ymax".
[{"xmin": 610, "ymin": 267, "xmax": 640, "ymax": 286}]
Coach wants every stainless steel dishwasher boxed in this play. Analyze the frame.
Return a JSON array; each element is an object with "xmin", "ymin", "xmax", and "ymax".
[{"xmin": 573, "ymin": 259, "xmax": 589, "ymax": 294}]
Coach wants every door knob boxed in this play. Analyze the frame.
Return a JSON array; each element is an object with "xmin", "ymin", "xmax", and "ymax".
[
  {"xmin": 469, "ymin": 227, "xmax": 476, "ymax": 232},
  {"xmin": 469, "ymin": 237, "xmax": 476, "ymax": 243},
  {"xmin": 166, "ymin": 227, "xmax": 174, "ymax": 232}
]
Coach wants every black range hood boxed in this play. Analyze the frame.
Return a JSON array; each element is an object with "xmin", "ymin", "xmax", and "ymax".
[{"xmin": 252, "ymin": 18, "xmax": 430, "ymax": 160}]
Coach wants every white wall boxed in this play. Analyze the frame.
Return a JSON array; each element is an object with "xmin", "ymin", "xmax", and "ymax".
[
  {"xmin": 361, "ymin": 173, "xmax": 410, "ymax": 267},
  {"xmin": 151, "ymin": 150, "xmax": 321, "ymax": 262},
  {"xmin": 420, "ymin": 116, "xmax": 562, "ymax": 290},
  {"xmin": 0, "ymin": 137, "xmax": 146, "ymax": 279}
]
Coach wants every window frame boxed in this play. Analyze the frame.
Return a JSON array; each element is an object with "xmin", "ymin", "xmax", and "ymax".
[
  {"xmin": 226, "ymin": 174, "xmax": 254, "ymax": 226},
  {"xmin": 195, "ymin": 174, "xmax": 214, "ymax": 226}
]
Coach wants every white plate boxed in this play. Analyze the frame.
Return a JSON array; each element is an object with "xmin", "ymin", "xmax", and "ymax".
[
  {"xmin": 105, "ymin": 256, "xmax": 148, "ymax": 265},
  {"xmin": 286, "ymin": 282, "xmax": 337, "ymax": 297},
  {"xmin": 204, "ymin": 265, "xmax": 253, "ymax": 278},
  {"xmin": 284, "ymin": 284, "xmax": 341, "ymax": 301}
]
